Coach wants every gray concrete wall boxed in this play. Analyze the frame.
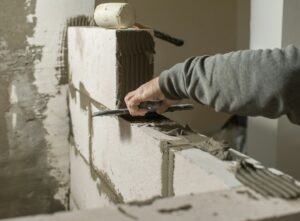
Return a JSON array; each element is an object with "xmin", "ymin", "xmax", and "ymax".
[{"xmin": 0, "ymin": 0, "xmax": 93, "ymax": 219}]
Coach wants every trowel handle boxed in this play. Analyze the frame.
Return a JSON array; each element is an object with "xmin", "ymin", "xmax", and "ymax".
[
  {"xmin": 135, "ymin": 23, "xmax": 184, "ymax": 47},
  {"xmin": 92, "ymin": 102, "xmax": 194, "ymax": 117},
  {"xmin": 138, "ymin": 101, "xmax": 193, "ymax": 113},
  {"xmin": 153, "ymin": 29, "xmax": 184, "ymax": 47}
]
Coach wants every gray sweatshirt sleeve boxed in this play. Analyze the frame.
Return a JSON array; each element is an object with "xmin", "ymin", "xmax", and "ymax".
[{"xmin": 159, "ymin": 45, "xmax": 300, "ymax": 125}]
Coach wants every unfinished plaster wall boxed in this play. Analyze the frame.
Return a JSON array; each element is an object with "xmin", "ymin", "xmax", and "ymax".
[
  {"xmin": 0, "ymin": 0, "xmax": 93, "ymax": 219},
  {"xmin": 95, "ymin": 0, "xmax": 250, "ymax": 135}
]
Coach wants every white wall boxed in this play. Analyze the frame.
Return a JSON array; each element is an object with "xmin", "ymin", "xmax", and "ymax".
[
  {"xmin": 247, "ymin": 0, "xmax": 284, "ymax": 167},
  {"xmin": 247, "ymin": 0, "xmax": 300, "ymax": 179},
  {"xmin": 250, "ymin": 0, "xmax": 283, "ymax": 49}
]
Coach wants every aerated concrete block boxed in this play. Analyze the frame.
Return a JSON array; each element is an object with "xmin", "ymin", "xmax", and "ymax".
[
  {"xmin": 90, "ymin": 99, "xmax": 244, "ymax": 202},
  {"xmin": 68, "ymin": 27, "xmax": 155, "ymax": 109},
  {"xmin": 68, "ymin": 88, "xmax": 180, "ymax": 202},
  {"xmin": 91, "ymin": 101, "xmax": 183, "ymax": 202},
  {"xmin": 69, "ymin": 89, "xmax": 125, "ymax": 208},
  {"xmin": 69, "ymin": 88, "xmax": 242, "ymax": 203},
  {"xmin": 70, "ymin": 144, "xmax": 114, "ymax": 210},
  {"xmin": 171, "ymin": 148, "xmax": 241, "ymax": 196}
]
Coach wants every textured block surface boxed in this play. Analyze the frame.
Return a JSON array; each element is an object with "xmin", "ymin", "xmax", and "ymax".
[
  {"xmin": 68, "ymin": 27, "xmax": 155, "ymax": 109},
  {"xmin": 91, "ymin": 102, "xmax": 182, "ymax": 202},
  {"xmin": 171, "ymin": 148, "xmax": 241, "ymax": 196},
  {"xmin": 70, "ymin": 144, "xmax": 113, "ymax": 210},
  {"xmin": 69, "ymin": 88, "xmax": 182, "ymax": 202}
]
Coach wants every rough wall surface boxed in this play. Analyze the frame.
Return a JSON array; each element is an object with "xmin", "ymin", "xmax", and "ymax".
[
  {"xmin": 0, "ymin": 0, "xmax": 93, "ymax": 219},
  {"xmin": 5, "ymin": 187, "xmax": 300, "ymax": 221}
]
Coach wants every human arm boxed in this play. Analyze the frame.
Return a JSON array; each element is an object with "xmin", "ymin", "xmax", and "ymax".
[{"xmin": 125, "ymin": 45, "xmax": 300, "ymax": 125}]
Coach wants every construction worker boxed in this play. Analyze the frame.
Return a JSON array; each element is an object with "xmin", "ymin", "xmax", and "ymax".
[{"xmin": 125, "ymin": 45, "xmax": 300, "ymax": 125}]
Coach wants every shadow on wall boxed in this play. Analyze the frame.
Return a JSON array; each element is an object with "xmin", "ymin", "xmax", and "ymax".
[
  {"xmin": 95, "ymin": 0, "xmax": 250, "ymax": 135},
  {"xmin": 118, "ymin": 119, "xmax": 132, "ymax": 142}
]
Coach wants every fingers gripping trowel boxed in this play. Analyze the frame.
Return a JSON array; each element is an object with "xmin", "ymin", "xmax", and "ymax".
[{"xmin": 92, "ymin": 101, "xmax": 193, "ymax": 117}]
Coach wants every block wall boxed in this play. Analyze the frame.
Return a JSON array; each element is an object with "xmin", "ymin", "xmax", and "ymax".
[{"xmin": 68, "ymin": 27, "xmax": 241, "ymax": 209}]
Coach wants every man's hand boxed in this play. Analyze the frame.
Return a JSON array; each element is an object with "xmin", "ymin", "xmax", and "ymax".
[{"xmin": 124, "ymin": 77, "xmax": 177, "ymax": 116}]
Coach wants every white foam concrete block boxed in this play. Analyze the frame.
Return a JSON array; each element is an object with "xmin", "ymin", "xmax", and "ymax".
[
  {"xmin": 70, "ymin": 144, "xmax": 113, "ymax": 210},
  {"xmin": 68, "ymin": 88, "xmax": 182, "ymax": 202},
  {"xmin": 68, "ymin": 27, "xmax": 155, "ymax": 109},
  {"xmin": 69, "ymin": 88, "xmax": 243, "ymax": 203},
  {"xmin": 171, "ymin": 148, "xmax": 242, "ymax": 196},
  {"xmin": 91, "ymin": 101, "xmax": 183, "ymax": 202},
  {"xmin": 7, "ymin": 188, "xmax": 300, "ymax": 221}
]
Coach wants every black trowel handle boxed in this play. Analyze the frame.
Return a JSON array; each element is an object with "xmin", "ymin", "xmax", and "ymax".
[
  {"xmin": 92, "ymin": 103, "xmax": 194, "ymax": 117},
  {"xmin": 139, "ymin": 101, "xmax": 194, "ymax": 113},
  {"xmin": 135, "ymin": 23, "xmax": 184, "ymax": 47},
  {"xmin": 138, "ymin": 101, "xmax": 194, "ymax": 113},
  {"xmin": 153, "ymin": 29, "xmax": 184, "ymax": 47},
  {"xmin": 139, "ymin": 102, "xmax": 194, "ymax": 114}
]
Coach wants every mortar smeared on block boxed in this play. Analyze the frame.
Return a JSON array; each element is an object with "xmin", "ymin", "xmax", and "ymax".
[{"xmin": 94, "ymin": 2, "xmax": 184, "ymax": 46}]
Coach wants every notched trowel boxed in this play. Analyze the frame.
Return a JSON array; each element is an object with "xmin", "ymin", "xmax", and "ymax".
[{"xmin": 92, "ymin": 101, "xmax": 194, "ymax": 117}]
